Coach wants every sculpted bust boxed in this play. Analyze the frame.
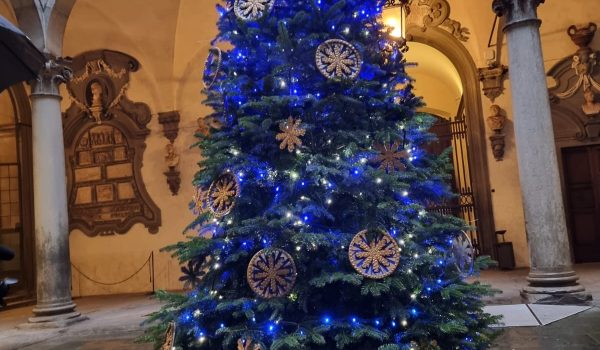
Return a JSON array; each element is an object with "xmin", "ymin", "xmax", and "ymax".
[
  {"xmin": 486, "ymin": 105, "xmax": 506, "ymax": 133},
  {"xmin": 165, "ymin": 143, "xmax": 180, "ymax": 168},
  {"xmin": 582, "ymin": 88, "xmax": 600, "ymax": 117}
]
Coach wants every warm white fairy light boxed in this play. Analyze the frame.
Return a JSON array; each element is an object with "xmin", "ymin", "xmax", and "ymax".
[
  {"xmin": 213, "ymin": 263, "xmax": 221, "ymax": 269},
  {"xmin": 401, "ymin": 319, "xmax": 408, "ymax": 327},
  {"xmin": 410, "ymin": 293, "xmax": 417, "ymax": 300},
  {"xmin": 290, "ymin": 171, "xmax": 299, "ymax": 180},
  {"xmin": 399, "ymin": 239, "xmax": 405, "ymax": 245},
  {"xmin": 326, "ymin": 198, "xmax": 333, "ymax": 205},
  {"xmin": 360, "ymin": 157, "xmax": 368, "ymax": 164},
  {"xmin": 413, "ymin": 253, "xmax": 419, "ymax": 259},
  {"xmin": 376, "ymin": 178, "xmax": 382, "ymax": 184},
  {"xmin": 296, "ymin": 246, "xmax": 301, "ymax": 251},
  {"xmin": 286, "ymin": 212, "xmax": 292, "ymax": 218},
  {"xmin": 402, "ymin": 191, "xmax": 409, "ymax": 197}
]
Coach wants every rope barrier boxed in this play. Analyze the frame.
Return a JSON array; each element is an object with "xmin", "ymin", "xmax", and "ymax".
[{"xmin": 71, "ymin": 252, "xmax": 154, "ymax": 287}]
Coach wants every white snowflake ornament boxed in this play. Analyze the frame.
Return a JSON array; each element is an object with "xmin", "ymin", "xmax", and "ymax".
[
  {"xmin": 234, "ymin": 0, "xmax": 275, "ymax": 21},
  {"xmin": 315, "ymin": 39, "xmax": 362, "ymax": 80}
]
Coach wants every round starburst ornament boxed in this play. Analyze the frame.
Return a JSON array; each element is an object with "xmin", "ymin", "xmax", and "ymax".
[
  {"xmin": 450, "ymin": 231, "xmax": 475, "ymax": 276},
  {"xmin": 207, "ymin": 173, "xmax": 240, "ymax": 217},
  {"xmin": 234, "ymin": 0, "xmax": 275, "ymax": 21},
  {"xmin": 202, "ymin": 47, "xmax": 222, "ymax": 89},
  {"xmin": 373, "ymin": 141, "xmax": 409, "ymax": 172},
  {"xmin": 276, "ymin": 116, "xmax": 306, "ymax": 152},
  {"xmin": 315, "ymin": 39, "xmax": 362, "ymax": 80},
  {"xmin": 349, "ymin": 229, "xmax": 401, "ymax": 279},
  {"xmin": 247, "ymin": 248, "xmax": 297, "ymax": 299}
]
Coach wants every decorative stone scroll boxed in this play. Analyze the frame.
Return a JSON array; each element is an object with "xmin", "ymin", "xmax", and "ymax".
[
  {"xmin": 63, "ymin": 50, "xmax": 161, "ymax": 236},
  {"xmin": 548, "ymin": 23, "xmax": 600, "ymax": 141},
  {"xmin": 402, "ymin": 0, "xmax": 471, "ymax": 42}
]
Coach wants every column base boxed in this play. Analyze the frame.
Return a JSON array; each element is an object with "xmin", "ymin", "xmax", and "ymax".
[
  {"xmin": 521, "ymin": 284, "xmax": 591, "ymax": 305},
  {"xmin": 18, "ymin": 301, "xmax": 88, "ymax": 328},
  {"xmin": 19, "ymin": 312, "xmax": 87, "ymax": 329}
]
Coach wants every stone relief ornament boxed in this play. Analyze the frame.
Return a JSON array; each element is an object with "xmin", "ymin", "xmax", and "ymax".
[
  {"xmin": 547, "ymin": 23, "xmax": 600, "ymax": 141},
  {"xmin": 487, "ymin": 105, "xmax": 507, "ymax": 161},
  {"xmin": 404, "ymin": 0, "xmax": 471, "ymax": 42},
  {"xmin": 164, "ymin": 143, "xmax": 181, "ymax": 196},
  {"xmin": 450, "ymin": 231, "xmax": 475, "ymax": 277},
  {"xmin": 247, "ymin": 248, "xmax": 297, "ymax": 299},
  {"xmin": 582, "ymin": 88, "xmax": 600, "ymax": 117},
  {"xmin": 234, "ymin": 0, "xmax": 275, "ymax": 21},
  {"xmin": 315, "ymin": 39, "xmax": 363, "ymax": 80},
  {"xmin": 66, "ymin": 54, "xmax": 132, "ymax": 125},
  {"xmin": 348, "ymin": 229, "xmax": 401, "ymax": 279},
  {"xmin": 478, "ymin": 64, "xmax": 508, "ymax": 103},
  {"xmin": 30, "ymin": 56, "xmax": 73, "ymax": 96},
  {"xmin": 64, "ymin": 50, "xmax": 161, "ymax": 236},
  {"xmin": 208, "ymin": 172, "xmax": 240, "ymax": 217},
  {"xmin": 553, "ymin": 24, "xmax": 600, "ymax": 101}
]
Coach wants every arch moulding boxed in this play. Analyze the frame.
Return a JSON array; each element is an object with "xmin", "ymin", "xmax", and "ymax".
[{"xmin": 407, "ymin": 25, "xmax": 496, "ymax": 257}]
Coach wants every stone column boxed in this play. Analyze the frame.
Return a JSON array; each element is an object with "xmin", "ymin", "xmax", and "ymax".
[
  {"xmin": 492, "ymin": 0, "xmax": 588, "ymax": 303},
  {"xmin": 25, "ymin": 58, "xmax": 85, "ymax": 327}
]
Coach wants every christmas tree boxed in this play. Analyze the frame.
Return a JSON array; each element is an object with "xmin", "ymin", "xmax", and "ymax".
[{"xmin": 145, "ymin": 0, "xmax": 499, "ymax": 349}]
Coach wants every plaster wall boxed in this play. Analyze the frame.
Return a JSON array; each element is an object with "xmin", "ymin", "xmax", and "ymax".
[{"xmin": 62, "ymin": 0, "xmax": 221, "ymax": 296}]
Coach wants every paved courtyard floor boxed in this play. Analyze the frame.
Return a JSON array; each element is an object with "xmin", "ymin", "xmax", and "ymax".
[{"xmin": 0, "ymin": 263, "xmax": 599, "ymax": 350}]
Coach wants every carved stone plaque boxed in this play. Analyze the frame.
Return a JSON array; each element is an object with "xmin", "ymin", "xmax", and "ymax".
[{"xmin": 64, "ymin": 50, "xmax": 161, "ymax": 236}]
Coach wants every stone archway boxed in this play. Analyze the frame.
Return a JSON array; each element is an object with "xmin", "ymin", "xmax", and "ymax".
[{"xmin": 407, "ymin": 25, "xmax": 496, "ymax": 256}]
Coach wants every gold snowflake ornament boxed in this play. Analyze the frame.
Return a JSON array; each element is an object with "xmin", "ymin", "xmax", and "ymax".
[
  {"xmin": 349, "ymin": 229, "xmax": 400, "ymax": 279},
  {"xmin": 373, "ymin": 141, "xmax": 409, "ymax": 172},
  {"xmin": 276, "ymin": 117, "xmax": 306, "ymax": 152},
  {"xmin": 207, "ymin": 173, "xmax": 240, "ymax": 217}
]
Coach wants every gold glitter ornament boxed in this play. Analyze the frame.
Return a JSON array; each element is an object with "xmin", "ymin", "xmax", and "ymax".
[
  {"xmin": 276, "ymin": 117, "xmax": 306, "ymax": 152},
  {"xmin": 237, "ymin": 337, "xmax": 262, "ymax": 350},
  {"xmin": 348, "ymin": 229, "xmax": 401, "ymax": 279},
  {"xmin": 373, "ymin": 141, "xmax": 409, "ymax": 172},
  {"xmin": 207, "ymin": 173, "xmax": 240, "ymax": 217},
  {"xmin": 247, "ymin": 248, "xmax": 297, "ymax": 298},
  {"xmin": 192, "ymin": 185, "xmax": 208, "ymax": 215},
  {"xmin": 161, "ymin": 322, "xmax": 176, "ymax": 350}
]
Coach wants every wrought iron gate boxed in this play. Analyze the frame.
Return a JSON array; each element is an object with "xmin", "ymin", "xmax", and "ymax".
[{"xmin": 427, "ymin": 111, "xmax": 480, "ymax": 255}]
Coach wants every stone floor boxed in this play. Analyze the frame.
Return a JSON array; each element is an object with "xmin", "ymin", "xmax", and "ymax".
[{"xmin": 0, "ymin": 263, "xmax": 599, "ymax": 350}]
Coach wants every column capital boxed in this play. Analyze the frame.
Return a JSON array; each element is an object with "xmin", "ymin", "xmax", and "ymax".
[
  {"xmin": 492, "ymin": 0, "xmax": 545, "ymax": 30},
  {"xmin": 30, "ymin": 57, "xmax": 73, "ymax": 98}
]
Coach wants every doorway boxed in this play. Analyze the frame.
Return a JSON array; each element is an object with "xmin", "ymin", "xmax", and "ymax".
[
  {"xmin": 0, "ymin": 85, "xmax": 35, "ymax": 306},
  {"xmin": 562, "ymin": 145, "xmax": 600, "ymax": 263}
]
